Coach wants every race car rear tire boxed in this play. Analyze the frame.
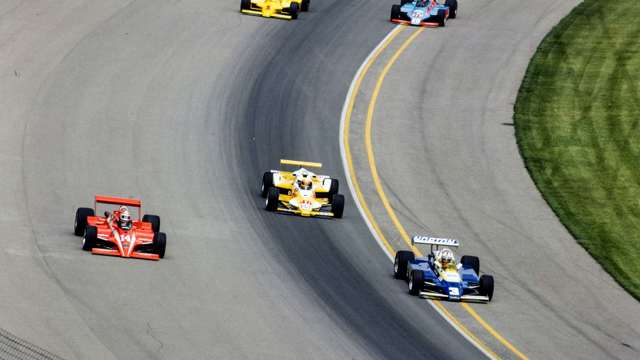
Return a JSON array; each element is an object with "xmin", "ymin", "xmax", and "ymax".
[
  {"xmin": 437, "ymin": 9, "xmax": 446, "ymax": 27},
  {"xmin": 260, "ymin": 172, "xmax": 273, "ymax": 198},
  {"xmin": 331, "ymin": 194, "xmax": 344, "ymax": 218},
  {"xmin": 317, "ymin": 178, "xmax": 339, "ymax": 198},
  {"xmin": 461, "ymin": 255, "xmax": 480, "ymax": 275},
  {"xmin": 142, "ymin": 214, "xmax": 161, "ymax": 233},
  {"xmin": 153, "ymin": 232, "xmax": 167, "ymax": 259},
  {"xmin": 266, "ymin": 187, "xmax": 279, "ymax": 212},
  {"xmin": 240, "ymin": 0, "xmax": 251, "ymax": 11},
  {"xmin": 83, "ymin": 226, "xmax": 97, "ymax": 251},
  {"xmin": 329, "ymin": 178, "xmax": 339, "ymax": 195},
  {"xmin": 409, "ymin": 270, "xmax": 424, "ymax": 296},
  {"xmin": 301, "ymin": 0, "xmax": 310, "ymax": 12},
  {"xmin": 445, "ymin": 0, "xmax": 457, "ymax": 19},
  {"xmin": 74, "ymin": 207, "xmax": 95, "ymax": 236},
  {"xmin": 390, "ymin": 4, "xmax": 401, "ymax": 21},
  {"xmin": 479, "ymin": 274, "xmax": 494, "ymax": 301},
  {"xmin": 288, "ymin": 2, "xmax": 299, "ymax": 19},
  {"xmin": 394, "ymin": 250, "xmax": 415, "ymax": 280}
]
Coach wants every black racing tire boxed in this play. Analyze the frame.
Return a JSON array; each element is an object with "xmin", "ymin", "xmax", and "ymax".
[
  {"xmin": 400, "ymin": 0, "xmax": 411, "ymax": 5},
  {"xmin": 142, "ymin": 214, "xmax": 161, "ymax": 233},
  {"xmin": 394, "ymin": 250, "xmax": 415, "ymax": 280},
  {"xmin": 74, "ymin": 207, "xmax": 94, "ymax": 236},
  {"xmin": 83, "ymin": 225, "xmax": 97, "ymax": 251},
  {"xmin": 288, "ymin": 2, "xmax": 299, "ymax": 19},
  {"xmin": 331, "ymin": 194, "xmax": 345, "ymax": 218},
  {"xmin": 265, "ymin": 187, "xmax": 279, "ymax": 212},
  {"xmin": 479, "ymin": 274, "xmax": 494, "ymax": 301},
  {"xmin": 328, "ymin": 178, "xmax": 339, "ymax": 195},
  {"xmin": 437, "ymin": 9, "xmax": 446, "ymax": 27},
  {"xmin": 301, "ymin": 0, "xmax": 310, "ymax": 12},
  {"xmin": 153, "ymin": 232, "xmax": 167, "ymax": 259},
  {"xmin": 408, "ymin": 270, "xmax": 424, "ymax": 296},
  {"xmin": 316, "ymin": 178, "xmax": 339, "ymax": 198},
  {"xmin": 260, "ymin": 172, "xmax": 273, "ymax": 198},
  {"xmin": 461, "ymin": 255, "xmax": 480, "ymax": 275},
  {"xmin": 445, "ymin": 0, "xmax": 457, "ymax": 19},
  {"xmin": 390, "ymin": 4, "xmax": 401, "ymax": 21},
  {"xmin": 240, "ymin": 0, "xmax": 251, "ymax": 11}
]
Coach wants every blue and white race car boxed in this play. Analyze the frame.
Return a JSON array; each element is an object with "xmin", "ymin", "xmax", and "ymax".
[
  {"xmin": 390, "ymin": 0, "xmax": 458, "ymax": 27},
  {"xmin": 394, "ymin": 236, "xmax": 494, "ymax": 302}
]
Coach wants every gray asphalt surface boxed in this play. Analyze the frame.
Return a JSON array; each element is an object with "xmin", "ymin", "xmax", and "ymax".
[
  {"xmin": 347, "ymin": 0, "xmax": 640, "ymax": 359},
  {"xmin": 1, "ymin": 0, "xmax": 483, "ymax": 359}
]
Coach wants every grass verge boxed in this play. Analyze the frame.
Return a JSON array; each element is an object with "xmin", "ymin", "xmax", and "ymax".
[{"xmin": 514, "ymin": 0, "xmax": 640, "ymax": 300}]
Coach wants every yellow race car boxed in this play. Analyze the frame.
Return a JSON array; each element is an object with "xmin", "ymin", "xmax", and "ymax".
[
  {"xmin": 260, "ymin": 159, "xmax": 344, "ymax": 218},
  {"xmin": 240, "ymin": 0, "xmax": 310, "ymax": 20}
]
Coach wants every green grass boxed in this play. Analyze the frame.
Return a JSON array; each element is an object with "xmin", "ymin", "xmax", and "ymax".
[{"xmin": 514, "ymin": 0, "xmax": 640, "ymax": 300}]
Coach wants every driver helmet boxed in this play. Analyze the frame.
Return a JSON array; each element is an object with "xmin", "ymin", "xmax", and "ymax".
[
  {"xmin": 297, "ymin": 172, "xmax": 312, "ymax": 190},
  {"xmin": 118, "ymin": 206, "xmax": 132, "ymax": 230},
  {"xmin": 440, "ymin": 248, "xmax": 455, "ymax": 268}
]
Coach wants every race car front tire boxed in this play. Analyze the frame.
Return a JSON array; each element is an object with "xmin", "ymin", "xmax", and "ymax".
[
  {"xmin": 240, "ymin": 0, "xmax": 251, "ymax": 11},
  {"xmin": 445, "ymin": 0, "xmax": 457, "ymax": 19},
  {"xmin": 74, "ymin": 207, "xmax": 95, "ymax": 236},
  {"xmin": 408, "ymin": 270, "xmax": 424, "ymax": 296},
  {"xmin": 461, "ymin": 255, "xmax": 480, "ymax": 275},
  {"xmin": 260, "ymin": 172, "xmax": 274, "ymax": 198},
  {"xmin": 301, "ymin": 0, "xmax": 310, "ymax": 12},
  {"xmin": 288, "ymin": 2, "xmax": 299, "ymax": 19},
  {"xmin": 83, "ymin": 226, "xmax": 98, "ymax": 251},
  {"xmin": 390, "ymin": 4, "xmax": 401, "ymax": 21},
  {"xmin": 394, "ymin": 250, "xmax": 415, "ymax": 280},
  {"xmin": 479, "ymin": 274, "xmax": 494, "ymax": 301},
  {"xmin": 331, "ymin": 194, "xmax": 344, "ymax": 218},
  {"xmin": 142, "ymin": 214, "xmax": 161, "ymax": 233},
  {"xmin": 266, "ymin": 187, "xmax": 279, "ymax": 212},
  {"xmin": 153, "ymin": 232, "xmax": 167, "ymax": 259}
]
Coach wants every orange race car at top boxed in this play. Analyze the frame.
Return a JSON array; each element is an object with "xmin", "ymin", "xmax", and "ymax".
[{"xmin": 74, "ymin": 195, "xmax": 166, "ymax": 260}]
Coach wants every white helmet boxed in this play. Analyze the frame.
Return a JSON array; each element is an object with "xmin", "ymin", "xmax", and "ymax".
[
  {"xmin": 119, "ymin": 206, "xmax": 132, "ymax": 230},
  {"xmin": 439, "ymin": 248, "xmax": 455, "ymax": 267}
]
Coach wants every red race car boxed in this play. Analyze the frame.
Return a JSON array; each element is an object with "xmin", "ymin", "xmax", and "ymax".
[{"xmin": 74, "ymin": 195, "xmax": 166, "ymax": 260}]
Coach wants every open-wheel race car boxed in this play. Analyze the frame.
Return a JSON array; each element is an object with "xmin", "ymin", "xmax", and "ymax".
[
  {"xmin": 390, "ymin": 0, "xmax": 458, "ymax": 27},
  {"xmin": 394, "ymin": 236, "xmax": 494, "ymax": 302},
  {"xmin": 74, "ymin": 195, "xmax": 166, "ymax": 260},
  {"xmin": 260, "ymin": 159, "xmax": 344, "ymax": 218},
  {"xmin": 240, "ymin": 0, "xmax": 310, "ymax": 20}
]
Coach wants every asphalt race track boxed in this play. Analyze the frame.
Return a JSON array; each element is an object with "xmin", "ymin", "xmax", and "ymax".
[
  {"xmin": 1, "ymin": 0, "xmax": 481, "ymax": 359},
  {"xmin": 346, "ymin": 0, "xmax": 640, "ymax": 359},
  {"xmin": 3, "ymin": 0, "xmax": 638, "ymax": 359}
]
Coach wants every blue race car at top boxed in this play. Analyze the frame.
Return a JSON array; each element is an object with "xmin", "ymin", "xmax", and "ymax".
[
  {"xmin": 390, "ymin": 0, "xmax": 458, "ymax": 27},
  {"xmin": 394, "ymin": 236, "xmax": 494, "ymax": 302}
]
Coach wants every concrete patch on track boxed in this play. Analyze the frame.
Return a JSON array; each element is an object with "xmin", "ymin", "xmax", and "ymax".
[{"xmin": 342, "ymin": 0, "xmax": 640, "ymax": 359}]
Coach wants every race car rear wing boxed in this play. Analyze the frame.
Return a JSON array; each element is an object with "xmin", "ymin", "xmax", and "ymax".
[
  {"xmin": 95, "ymin": 195, "xmax": 142, "ymax": 220},
  {"xmin": 280, "ymin": 159, "xmax": 322, "ymax": 168},
  {"xmin": 95, "ymin": 195, "xmax": 141, "ymax": 208},
  {"xmin": 412, "ymin": 235, "xmax": 459, "ymax": 248}
]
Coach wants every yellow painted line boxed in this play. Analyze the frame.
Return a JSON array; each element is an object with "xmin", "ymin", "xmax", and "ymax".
[
  {"xmin": 462, "ymin": 303, "xmax": 529, "ymax": 360},
  {"xmin": 360, "ymin": 27, "xmax": 529, "ymax": 360},
  {"xmin": 432, "ymin": 300, "xmax": 500, "ymax": 359},
  {"xmin": 340, "ymin": 27, "xmax": 498, "ymax": 360},
  {"xmin": 342, "ymin": 26, "xmax": 405, "ymax": 257},
  {"xmin": 364, "ymin": 28, "xmax": 424, "ymax": 255}
]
